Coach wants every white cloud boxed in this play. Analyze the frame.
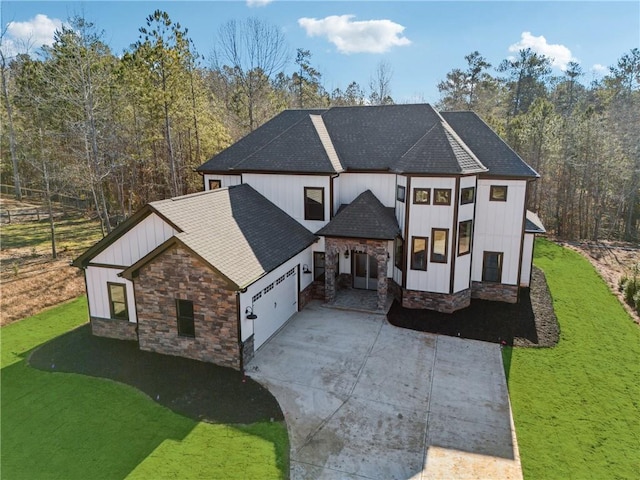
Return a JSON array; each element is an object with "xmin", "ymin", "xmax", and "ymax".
[
  {"xmin": 298, "ymin": 14, "xmax": 411, "ymax": 54},
  {"xmin": 2, "ymin": 14, "xmax": 63, "ymax": 57},
  {"xmin": 246, "ymin": 0, "xmax": 273, "ymax": 7},
  {"xmin": 592, "ymin": 63, "xmax": 608, "ymax": 76},
  {"xmin": 509, "ymin": 31, "xmax": 575, "ymax": 70}
]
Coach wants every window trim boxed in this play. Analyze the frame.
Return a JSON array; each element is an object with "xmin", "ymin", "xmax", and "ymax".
[
  {"xmin": 457, "ymin": 220, "xmax": 473, "ymax": 256},
  {"xmin": 304, "ymin": 187, "xmax": 325, "ymax": 221},
  {"xmin": 394, "ymin": 237, "xmax": 404, "ymax": 270},
  {"xmin": 313, "ymin": 252, "xmax": 326, "ymax": 281},
  {"xmin": 176, "ymin": 299, "xmax": 196, "ymax": 338},
  {"xmin": 107, "ymin": 282, "xmax": 129, "ymax": 320},
  {"xmin": 489, "ymin": 185, "xmax": 508, "ymax": 202},
  {"xmin": 208, "ymin": 179, "xmax": 221, "ymax": 190},
  {"xmin": 430, "ymin": 228, "xmax": 449, "ymax": 264},
  {"xmin": 460, "ymin": 186, "xmax": 475, "ymax": 205},
  {"xmin": 410, "ymin": 236, "xmax": 428, "ymax": 271},
  {"xmin": 413, "ymin": 188, "xmax": 431, "ymax": 205},
  {"xmin": 482, "ymin": 251, "xmax": 504, "ymax": 283},
  {"xmin": 396, "ymin": 185, "xmax": 406, "ymax": 203},
  {"xmin": 433, "ymin": 188, "xmax": 452, "ymax": 206}
]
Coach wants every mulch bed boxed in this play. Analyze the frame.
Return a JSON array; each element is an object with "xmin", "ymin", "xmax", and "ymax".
[
  {"xmin": 29, "ymin": 325, "xmax": 283, "ymax": 424},
  {"xmin": 387, "ymin": 266, "xmax": 559, "ymax": 347}
]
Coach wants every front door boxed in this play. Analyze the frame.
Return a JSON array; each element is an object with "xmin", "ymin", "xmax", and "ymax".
[{"xmin": 353, "ymin": 252, "xmax": 378, "ymax": 290}]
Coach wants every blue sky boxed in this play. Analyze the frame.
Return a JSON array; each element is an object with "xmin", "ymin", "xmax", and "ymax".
[{"xmin": 2, "ymin": 1, "xmax": 639, "ymax": 102}]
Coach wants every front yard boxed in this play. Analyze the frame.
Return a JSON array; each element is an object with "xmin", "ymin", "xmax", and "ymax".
[
  {"xmin": 504, "ymin": 239, "xmax": 640, "ymax": 479},
  {"xmin": 0, "ymin": 298, "xmax": 288, "ymax": 479}
]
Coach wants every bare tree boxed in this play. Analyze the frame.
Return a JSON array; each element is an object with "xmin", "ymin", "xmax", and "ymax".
[
  {"xmin": 212, "ymin": 18, "xmax": 289, "ymax": 131},
  {"xmin": 369, "ymin": 60, "xmax": 394, "ymax": 105}
]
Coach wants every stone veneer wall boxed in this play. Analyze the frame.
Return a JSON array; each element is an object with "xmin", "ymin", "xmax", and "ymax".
[
  {"xmin": 90, "ymin": 316, "xmax": 138, "ymax": 341},
  {"xmin": 241, "ymin": 334, "xmax": 255, "ymax": 367},
  {"xmin": 388, "ymin": 279, "xmax": 402, "ymax": 302},
  {"xmin": 401, "ymin": 288, "xmax": 471, "ymax": 313},
  {"xmin": 471, "ymin": 282, "xmax": 519, "ymax": 303},
  {"xmin": 134, "ymin": 245, "xmax": 241, "ymax": 369}
]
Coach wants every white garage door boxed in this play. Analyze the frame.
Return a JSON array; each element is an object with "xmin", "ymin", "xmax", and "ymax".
[{"xmin": 253, "ymin": 266, "xmax": 298, "ymax": 349}]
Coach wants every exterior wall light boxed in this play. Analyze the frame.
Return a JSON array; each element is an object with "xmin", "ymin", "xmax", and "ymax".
[
  {"xmin": 302, "ymin": 264, "xmax": 312, "ymax": 274},
  {"xmin": 245, "ymin": 306, "xmax": 257, "ymax": 320}
]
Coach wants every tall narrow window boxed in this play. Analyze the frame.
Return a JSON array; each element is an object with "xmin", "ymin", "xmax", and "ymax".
[
  {"xmin": 460, "ymin": 187, "xmax": 475, "ymax": 204},
  {"xmin": 458, "ymin": 220, "xmax": 473, "ymax": 256},
  {"xmin": 394, "ymin": 237, "xmax": 404, "ymax": 270},
  {"xmin": 433, "ymin": 189, "xmax": 451, "ymax": 205},
  {"xmin": 208, "ymin": 179, "xmax": 221, "ymax": 190},
  {"xmin": 304, "ymin": 187, "xmax": 325, "ymax": 220},
  {"xmin": 108, "ymin": 283, "xmax": 128, "ymax": 320},
  {"xmin": 482, "ymin": 252, "xmax": 504, "ymax": 283},
  {"xmin": 490, "ymin": 185, "xmax": 508, "ymax": 201},
  {"xmin": 396, "ymin": 185, "xmax": 406, "ymax": 202},
  {"xmin": 411, "ymin": 237, "xmax": 428, "ymax": 271},
  {"xmin": 413, "ymin": 188, "xmax": 430, "ymax": 204},
  {"xmin": 314, "ymin": 252, "xmax": 325, "ymax": 280},
  {"xmin": 176, "ymin": 299, "xmax": 195, "ymax": 337},
  {"xmin": 431, "ymin": 228, "xmax": 449, "ymax": 263}
]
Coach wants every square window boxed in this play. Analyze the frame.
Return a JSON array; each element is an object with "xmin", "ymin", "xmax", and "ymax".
[
  {"xmin": 411, "ymin": 237, "xmax": 428, "ymax": 270},
  {"xmin": 176, "ymin": 299, "xmax": 195, "ymax": 337},
  {"xmin": 460, "ymin": 187, "xmax": 475, "ymax": 204},
  {"xmin": 314, "ymin": 252, "xmax": 325, "ymax": 281},
  {"xmin": 396, "ymin": 185, "xmax": 406, "ymax": 203},
  {"xmin": 482, "ymin": 252, "xmax": 503, "ymax": 282},
  {"xmin": 458, "ymin": 220, "xmax": 473, "ymax": 256},
  {"xmin": 304, "ymin": 187, "xmax": 325, "ymax": 221},
  {"xmin": 430, "ymin": 229, "xmax": 449, "ymax": 263},
  {"xmin": 208, "ymin": 179, "xmax": 221, "ymax": 190},
  {"xmin": 490, "ymin": 185, "xmax": 508, "ymax": 201},
  {"xmin": 413, "ymin": 188, "xmax": 431, "ymax": 204},
  {"xmin": 394, "ymin": 237, "xmax": 404, "ymax": 270},
  {"xmin": 108, "ymin": 283, "xmax": 128, "ymax": 320},
  {"xmin": 433, "ymin": 189, "xmax": 451, "ymax": 205}
]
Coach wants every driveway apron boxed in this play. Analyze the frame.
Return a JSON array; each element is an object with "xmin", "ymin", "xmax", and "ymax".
[{"xmin": 246, "ymin": 301, "xmax": 523, "ymax": 480}]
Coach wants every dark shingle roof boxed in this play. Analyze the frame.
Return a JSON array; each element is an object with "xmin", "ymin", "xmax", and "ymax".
[
  {"xmin": 317, "ymin": 190, "xmax": 400, "ymax": 240},
  {"xmin": 146, "ymin": 184, "xmax": 316, "ymax": 288},
  {"xmin": 441, "ymin": 111, "xmax": 539, "ymax": 178}
]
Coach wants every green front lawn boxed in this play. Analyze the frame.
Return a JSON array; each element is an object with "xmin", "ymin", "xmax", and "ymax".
[
  {"xmin": 1, "ymin": 298, "xmax": 288, "ymax": 479},
  {"xmin": 504, "ymin": 239, "xmax": 640, "ymax": 479}
]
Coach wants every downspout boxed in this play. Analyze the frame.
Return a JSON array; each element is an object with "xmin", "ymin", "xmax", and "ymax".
[{"xmin": 236, "ymin": 292, "xmax": 244, "ymax": 374}]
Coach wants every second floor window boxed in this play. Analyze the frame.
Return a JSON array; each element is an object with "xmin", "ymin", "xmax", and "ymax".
[
  {"xmin": 434, "ymin": 189, "xmax": 451, "ymax": 205},
  {"xmin": 304, "ymin": 187, "xmax": 325, "ymax": 221},
  {"xmin": 431, "ymin": 228, "xmax": 449, "ymax": 263},
  {"xmin": 208, "ymin": 179, "xmax": 221, "ymax": 190}
]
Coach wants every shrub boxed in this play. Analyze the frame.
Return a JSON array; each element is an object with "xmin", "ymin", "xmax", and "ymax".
[
  {"xmin": 624, "ymin": 278, "xmax": 638, "ymax": 305},
  {"xmin": 618, "ymin": 275, "xmax": 628, "ymax": 292},
  {"xmin": 634, "ymin": 290, "xmax": 640, "ymax": 314}
]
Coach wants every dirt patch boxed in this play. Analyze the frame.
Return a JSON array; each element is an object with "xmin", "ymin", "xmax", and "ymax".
[
  {"xmin": 387, "ymin": 266, "xmax": 559, "ymax": 347},
  {"xmin": 560, "ymin": 240, "xmax": 640, "ymax": 325}
]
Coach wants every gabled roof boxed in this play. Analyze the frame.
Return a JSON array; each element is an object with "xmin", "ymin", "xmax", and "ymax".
[
  {"xmin": 525, "ymin": 210, "xmax": 546, "ymax": 234},
  {"xmin": 440, "ymin": 111, "xmax": 539, "ymax": 178},
  {"xmin": 316, "ymin": 190, "xmax": 400, "ymax": 240},
  {"xmin": 76, "ymin": 184, "xmax": 317, "ymax": 289},
  {"xmin": 198, "ymin": 104, "xmax": 537, "ymax": 179}
]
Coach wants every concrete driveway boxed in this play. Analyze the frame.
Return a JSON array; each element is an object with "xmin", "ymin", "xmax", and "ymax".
[{"xmin": 246, "ymin": 301, "xmax": 522, "ymax": 480}]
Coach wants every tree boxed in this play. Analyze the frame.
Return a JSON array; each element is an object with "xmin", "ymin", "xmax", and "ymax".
[
  {"xmin": 0, "ymin": 30, "xmax": 22, "ymax": 200},
  {"xmin": 293, "ymin": 48, "xmax": 326, "ymax": 108},
  {"xmin": 369, "ymin": 60, "xmax": 393, "ymax": 105},
  {"xmin": 498, "ymin": 48, "xmax": 551, "ymax": 117}
]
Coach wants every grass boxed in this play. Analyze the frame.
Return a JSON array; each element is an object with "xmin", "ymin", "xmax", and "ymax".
[
  {"xmin": 503, "ymin": 238, "xmax": 640, "ymax": 479},
  {"xmin": 1, "ymin": 298, "xmax": 289, "ymax": 479},
  {"xmin": 0, "ymin": 215, "xmax": 103, "ymax": 252}
]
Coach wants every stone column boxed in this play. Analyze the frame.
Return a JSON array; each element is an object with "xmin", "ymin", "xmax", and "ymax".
[
  {"xmin": 325, "ymin": 248, "xmax": 338, "ymax": 304},
  {"xmin": 376, "ymin": 246, "xmax": 388, "ymax": 310}
]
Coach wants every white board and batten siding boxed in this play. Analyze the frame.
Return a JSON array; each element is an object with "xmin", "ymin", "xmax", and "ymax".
[
  {"xmin": 393, "ymin": 175, "xmax": 408, "ymax": 285},
  {"xmin": 520, "ymin": 233, "xmax": 535, "ymax": 287},
  {"xmin": 243, "ymin": 173, "xmax": 331, "ymax": 232},
  {"xmin": 472, "ymin": 179, "xmax": 527, "ymax": 285},
  {"xmin": 203, "ymin": 174, "xmax": 242, "ymax": 190},
  {"xmin": 239, "ymin": 246, "xmax": 314, "ymax": 350},
  {"xmin": 453, "ymin": 175, "xmax": 478, "ymax": 293},
  {"xmin": 337, "ymin": 173, "xmax": 396, "ymax": 208},
  {"xmin": 405, "ymin": 177, "xmax": 457, "ymax": 293},
  {"xmin": 87, "ymin": 212, "xmax": 177, "ymax": 324}
]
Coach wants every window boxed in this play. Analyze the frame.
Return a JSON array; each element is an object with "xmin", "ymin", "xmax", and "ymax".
[
  {"xmin": 304, "ymin": 187, "xmax": 325, "ymax": 221},
  {"xmin": 460, "ymin": 187, "xmax": 475, "ymax": 204},
  {"xmin": 458, "ymin": 220, "xmax": 473, "ymax": 256},
  {"xmin": 314, "ymin": 252, "xmax": 325, "ymax": 280},
  {"xmin": 430, "ymin": 228, "xmax": 449, "ymax": 263},
  {"xmin": 413, "ymin": 188, "xmax": 431, "ymax": 204},
  {"xmin": 108, "ymin": 283, "xmax": 128, "ymax": 320},
  {"xmin": 394, "ymin": 237, "xmax": 404, "ymax": 270},
  {"xmin": 411, "ymin": 237, "xmax": 428, "ymax": 271},
  {"xmin": 482, "ymin": 252, "xmax": 503, "ymax": 283},
  {"xmin": 490, "ymin": 185, "xmax": 508, "ymax": 201},
  {"xmin": 433, "ymin": 189, "xmax": 451, "ymax": 205},
  {"xmin": 396, "ymin": 185, "xmax": 406, "ymax": 202},
  {"xmin": 176, "ymin": 299, "xmax": 195, "ymax": 337},
  {"xmin": 208, "ymin": 179, "xmax": 221, "ymax": 190}
]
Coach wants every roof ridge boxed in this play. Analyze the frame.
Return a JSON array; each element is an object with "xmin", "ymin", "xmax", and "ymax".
[
  {"xmin": 397, "ymin": 122, "xmax": 439, "ymax": 162},
  {"xmin": 441, "ymin": 120, "xmax": 487, "ymax": 172}
]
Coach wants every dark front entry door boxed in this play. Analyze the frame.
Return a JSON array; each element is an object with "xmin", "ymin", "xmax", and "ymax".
[{"xmin": 353, "ymin": 252, "xmax": 378, "ymax": 290}]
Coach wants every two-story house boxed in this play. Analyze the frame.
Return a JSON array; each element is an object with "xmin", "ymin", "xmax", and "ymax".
[{"xmin": 74, "ymin": 104, "xmax": 545, "ymax": 370}]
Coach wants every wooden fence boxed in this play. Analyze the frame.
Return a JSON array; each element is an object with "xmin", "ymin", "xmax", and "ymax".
[{"xmin": 0, "ymin": 184, "xmax": 92, "ymax": 211}]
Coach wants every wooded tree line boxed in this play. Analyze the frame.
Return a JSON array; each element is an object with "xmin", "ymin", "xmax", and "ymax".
[{"xmin": 1, "ymin": 11, "xmax": 638, "ymax": 243}]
